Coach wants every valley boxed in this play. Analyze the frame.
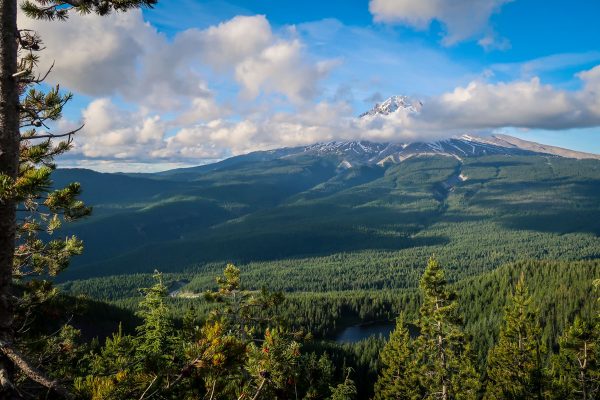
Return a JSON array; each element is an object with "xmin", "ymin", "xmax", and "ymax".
[{"xmin": 55, "ymin": 138, "xmax": 600, "ymax": 286}]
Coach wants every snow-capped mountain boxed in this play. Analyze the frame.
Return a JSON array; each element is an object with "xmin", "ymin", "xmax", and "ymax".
[
  {"xmin": 266, "ymin": 95, "xmax": 600, "ymax": 168},
  {"xmin": 164, "ymin": 96, "xmax": 600, "ymax": 178},
  {"xmin": 313, "ymin": 95, "xmax": 599, "ymax": 166},
  {"xmin": 359, "ymin": 95, "xmax": 423, "ymax": 118}
]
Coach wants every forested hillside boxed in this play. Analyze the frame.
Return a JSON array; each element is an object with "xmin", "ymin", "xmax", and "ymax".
[{"xmin": 56, "ymin": 153, "xmax": 600, "ymax": 283}]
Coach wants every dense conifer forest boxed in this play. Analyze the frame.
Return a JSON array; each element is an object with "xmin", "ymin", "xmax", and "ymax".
[{"xmin": 13, "ymin": 258, "xmax": 600, "ymax": 399}]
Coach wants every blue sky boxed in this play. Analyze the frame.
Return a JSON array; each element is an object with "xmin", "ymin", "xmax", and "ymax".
[{"xmin": 18, "ymin": 0, "xmax": 600, "ymax": 171}]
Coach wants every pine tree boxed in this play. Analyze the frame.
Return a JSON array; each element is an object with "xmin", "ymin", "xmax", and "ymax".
[
  {"xmin": 135, "ymin": 271, "xmax": 178, "ymax": 373},
  {"xmin": 415, "ymin": 256, "xmax": 480, "ymax": 400},
  {"xmin": 302, "ymin": 353, "xmax": 335, "ymax": 399},
  {"xmin": 245, "ymin": 328, "xmax": 303, "ymax": 399},
  {"xmin": 77, "ymin": 274, "xmax": 188, "ymax": 399},
  {"xmin": 187, "ymin": 320, "xmax": 247, "ymax": 399},
  {"xmin": 373, "ymin": 313, "xmax": 420, "ymax": 400},
  {"xmin": 0, "ymin": 0, "xmax": 156, "ymax": 396},
  {"xmin": 182, "ymin": 304, "xmax": 199, "ymax": 342},
  {"xmin": 193, "ymin": 264, "xmax": 311, "ymax": 399},
  {"xmin": 484, "ymin": 273, "xmax": 544, "ymax": 400},
  {"xmin": 329, "ymin": 368, "xmax": 357, "ymax": 400},
  {"xmin": 205, "ymin": 263, "xmax": 284, "ymax": 339},
  {"xmin": 548, "ymin": 317, "xmax": 600, "ymax": 400},
  {"xmin": 75, "ymin": 324, "xmax": 138, "ymax": 400}
]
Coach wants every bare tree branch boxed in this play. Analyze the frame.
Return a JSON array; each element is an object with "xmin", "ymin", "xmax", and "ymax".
[
  {"xmin": 20, "ymin": 61, "xmax": 54, "ymax": 84},
  {"xmin": 0, "ymin": 340, "xmax": 74, "ymax": 399},
  {"xmin": 0, "ymin": 361, "xmax": 16, "ymax": 392},
  {"xmin": 20, "ymin": 125, "xmax": 83, "ymax": 141},
  {"xmin": 138, "ymin": 374, "xmax": 158, "ymax": 400},
  {"xmin": 251, "ymin": 378, "xmax": 266, "ymax": 400}
]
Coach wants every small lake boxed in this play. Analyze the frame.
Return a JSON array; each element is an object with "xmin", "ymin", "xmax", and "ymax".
[{"xmin": 335, "ymin": 321, "xmax": 395, "ymax": 344}]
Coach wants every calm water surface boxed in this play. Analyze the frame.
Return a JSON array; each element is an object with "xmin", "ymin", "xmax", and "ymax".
[{"xmin": 335, "ymin": 321, "xmax": 395, "ymax": 343}]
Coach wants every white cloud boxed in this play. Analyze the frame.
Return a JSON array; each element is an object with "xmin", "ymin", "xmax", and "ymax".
[
  {"xmin": 18, "ymin": 11, "xmax": 147, "ymax": 96},
  {"xmin": 415, "ymin": 66, "xmax": 600, "ymax": 131},
  {"xmin": 61, "ymin": 64, "xmax": 600, "ymax": 168},
  {"xmin": 369, "ymin": 0, "xmax": 512, "ymax": 46},
  {"xmin": 18, "ymin": 11, "xmax": 331, "ymax": 110},
  {"xmin": 73, "ymin": 99, "xmax": 166, "ymax": 160},
  {"xmin": 577, "ymin": 65, "xmax": 600, "ymax": 113},
  {"xmin": 17, "ymin": 10, "xmax": 336, "ymax": 167},
  {"xmin": 17, "ymin": 9, "xmax": 214, "ymax": 113},
  {"xmin": 235, "ymin": 40, "xmax": 335, "ymax": 102},
  {"xmin": 176, "ymin": 97, "xmax": 229, "ymax": 126},
  {"xmin": 196, "ymin": 15, "xmax": 273, "ymax": 69},
  {"xmin": 158, "ymin": 104, "xmax": 346, "ymax": 161}
]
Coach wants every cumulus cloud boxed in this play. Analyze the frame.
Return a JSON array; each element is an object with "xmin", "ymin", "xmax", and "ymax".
[
  {"xmin": 196, "ymin": 15, "xmax": 273, "ymax": 69},
  {"xmin": 369, "ymin": 0, "xmax": 512, "ymax": 46},
  {"xmin": 18, "ymin": 12, "xmax": 331, "ymax": 110},
  {"xmin": 416, "ymin": 66, "xmax": 600, "ymax": 131},
  {"xmin": 68, "ymin": 100, "xmax": 353, "ymax": 164},
  {"xmin": 576, "ymin": 65, "xmax": 600, "ymax": 115},
  {"xmin": 235, "ymin": 40, "xmax": 335, "ymax": 102},
  {"xmin": 17, "ymin": 9, "xmax": 215, "ymax": 113},
  {"xmin": 61, "ymin": 64, "xmax": 600, "ymax": 168},
  {"xmin": 72, "ymin": 99, "xmax": 166, "ymax": 160},
  {"xmin": 18, "ymin": 11, "xmax": 147, "ymax": 96},
  {"xmin": 17, "ymin": 10, "xmax": 336, "ymax": 168},
  {"xmin": 156, "ymin": 102, "xmax": 353, "ymax": 161}
]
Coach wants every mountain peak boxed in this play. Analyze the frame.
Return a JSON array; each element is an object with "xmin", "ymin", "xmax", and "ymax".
[{"xmin": 359, "ymin": 95, "xmax": 423, "ymax": 118}]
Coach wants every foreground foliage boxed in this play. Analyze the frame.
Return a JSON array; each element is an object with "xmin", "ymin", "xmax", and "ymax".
[
  {"xmin": 6, "ymin": 256, "xmax": 600, "ymax": 399},
  {"xmin": 70, "ymin": 266, "xmax": 351, "ymax": 399}
]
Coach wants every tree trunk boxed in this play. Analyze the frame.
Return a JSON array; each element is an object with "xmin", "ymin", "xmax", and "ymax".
[
  {"xmin": 435, "ymin": 298, "xmax": 448, "ymax": 400},
  {"xmin": 0, "ymin": 0, "xmax": 19, "ymax": 381},
  {"xmin": 581, "ymin": 341, "xmax": 588, "ymax": 400}
]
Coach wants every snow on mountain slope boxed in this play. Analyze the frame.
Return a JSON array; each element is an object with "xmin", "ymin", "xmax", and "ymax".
[
  {"xmin": 345, "ymin": 96, "xmax": 600, "ymax": 165},
  {"xmin": 359, "ymin": 95, "xmax": 423, "ymax": 118},
  {"xmin": 297, "ymin": 135, "xmax": 554, "ymax": 167},
  {"xmin": 295, "ymin": 134, "xmax": 600, "ymax": 168}
]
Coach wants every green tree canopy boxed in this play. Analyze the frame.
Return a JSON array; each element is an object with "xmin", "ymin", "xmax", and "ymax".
[{"xmin": 484, "ymin": 273, "xmax": 544, "ymax": 400}]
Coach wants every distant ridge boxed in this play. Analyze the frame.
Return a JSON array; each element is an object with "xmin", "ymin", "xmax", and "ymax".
[
  {"xmin": 295, "ymin": 133, "xmax": 600, "ymax": 168},
  {"xmin": 156, "ymin": 133, "xmax": 599, "ymax": 181},
  {"xmin": 488, "ymin": 134, "xmax": 600, "ymax": 160}
]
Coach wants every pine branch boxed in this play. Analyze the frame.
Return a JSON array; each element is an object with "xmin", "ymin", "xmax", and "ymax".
[
  {"xmin": 0, "ymin": 340, "xmax": 74, "ymax": 399},
  {"xmin": 0, "ymin": 361, "xmax": 16, "ymax": 393},
  {"xmin": 19, "ymin": 61, "xmax": 54, "ymax": 85},
  {"xmin": 21, "ymin": 125, "xmax": 83, "ymax": 141},
  {"xmin": 251, "ymin": 378, "xmax": 266, "ymax": 400},
  {"xmin": 138, "ymin": 374, "xmax": 158, "ymax": 400}
]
